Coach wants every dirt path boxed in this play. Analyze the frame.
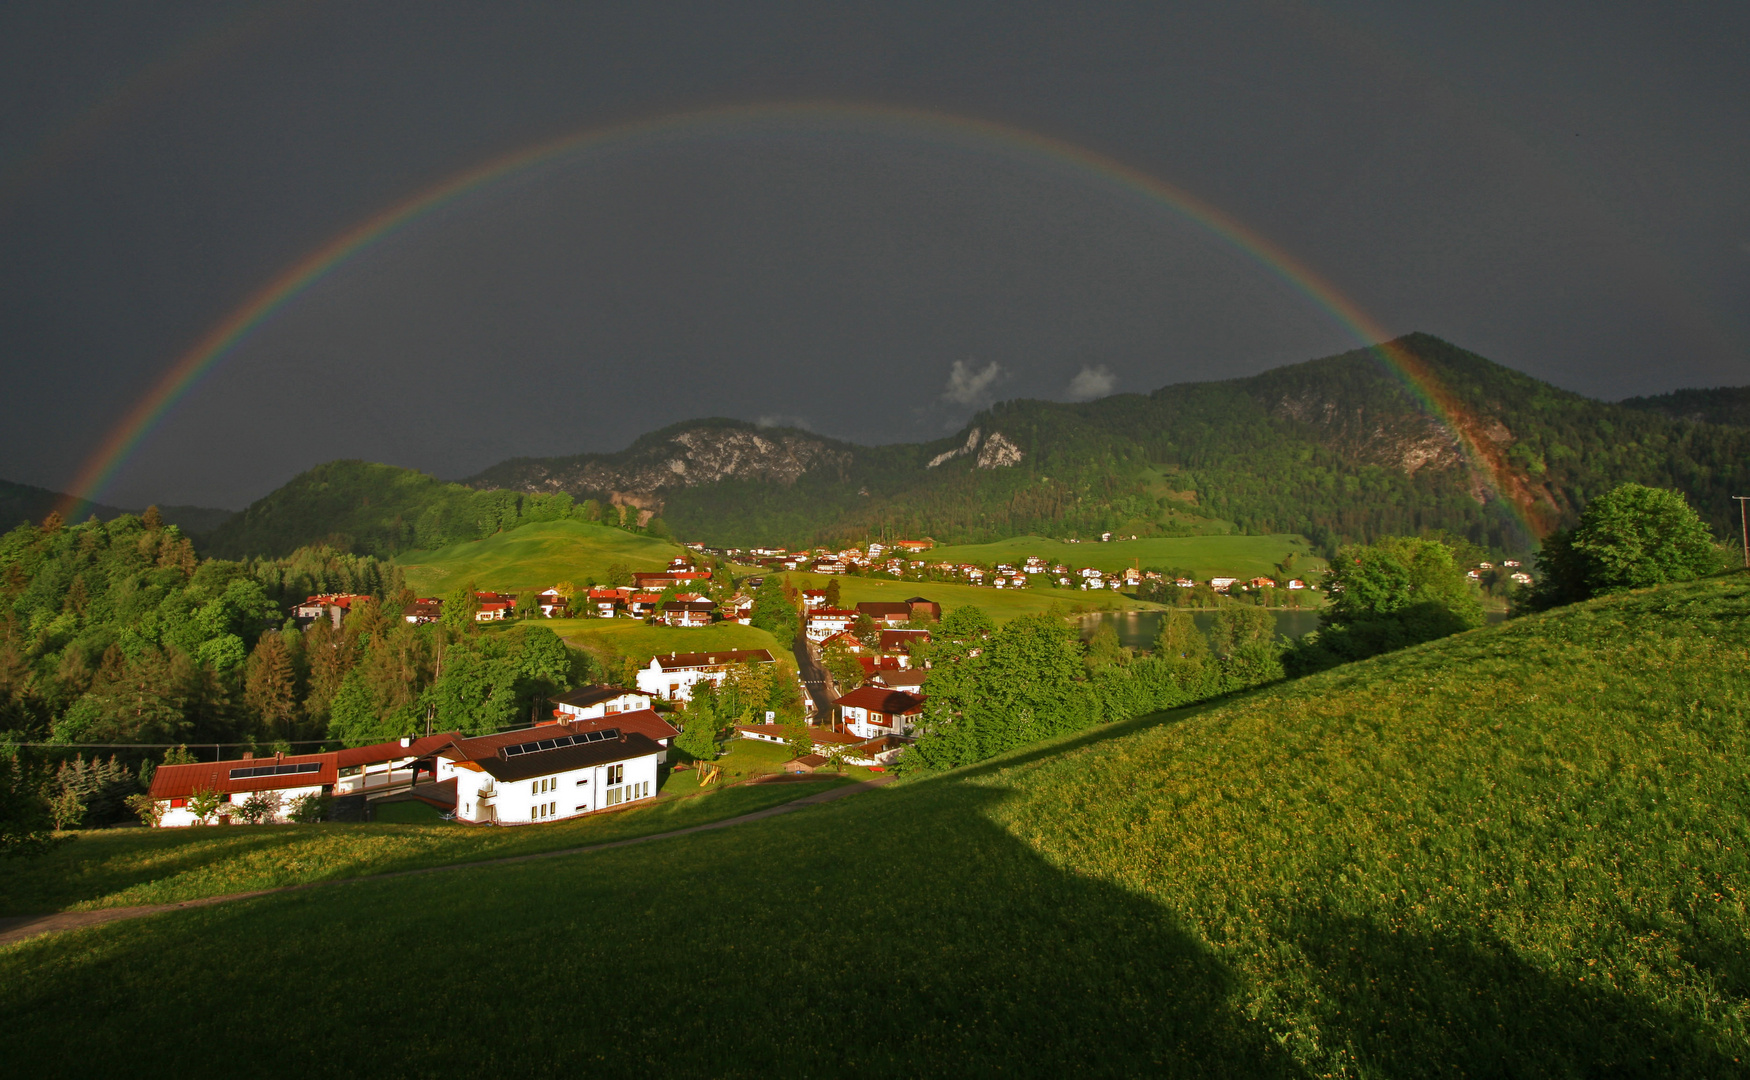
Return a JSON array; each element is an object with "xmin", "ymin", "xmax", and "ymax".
[{"xmin": 0, "ymin": 775, "xmax": 891, "ymax": 950}]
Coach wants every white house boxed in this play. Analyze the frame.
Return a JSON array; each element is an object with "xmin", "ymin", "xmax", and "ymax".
[
  {"xmin": 636, "ymin": 648, "xmax": 778, "ymax": 702},
  {"xmin": 550, "ymin": 684, "xmax": 657, "ymax": 721},
  {"xmin": 1210, "ymin": 577, "xmax": 1238, "ymax": 591},
  {"xmin": 435, "ymin": 723, "xmax": 665, "ymax": 825},
  {"xmin": 834, "ymin": 685, "xmax": 927, "ymax": 739},
  {"xmin": 805, "ymin": 607, "xmax": 857, "ymax": 642}
]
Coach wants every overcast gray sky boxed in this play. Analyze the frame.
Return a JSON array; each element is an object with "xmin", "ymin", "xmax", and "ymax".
[{"xmin": 2, "ymin": 1, "xmax": 1746, "ymax": 509}]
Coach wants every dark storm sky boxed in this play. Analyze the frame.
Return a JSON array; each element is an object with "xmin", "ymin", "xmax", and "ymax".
[{"xmin": 2, "ymin": 1, "xmax": 1746, "ymax": 510}]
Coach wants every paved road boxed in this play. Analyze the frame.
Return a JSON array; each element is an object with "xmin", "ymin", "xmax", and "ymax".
[
  {"xmin": 0, "ymin": 775, "xmax": 891, "ymax": 949},
  {"xmin": 792, "ymin": 634, "xmax": 838, "ymax": 720}
]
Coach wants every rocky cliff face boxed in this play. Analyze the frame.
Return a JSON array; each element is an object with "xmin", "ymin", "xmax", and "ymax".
[{"xmin": 464, "ymin": 423, "xmax": 855, "ymax": 502}]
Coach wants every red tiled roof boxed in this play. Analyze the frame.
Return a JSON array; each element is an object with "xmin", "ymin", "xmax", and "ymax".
[
  {"xmin": 565, "ymin": 708, "xmax": 679, "ymax": 744},
  {"xmin": 834, "ymin": 686, "xmax": 927, "ymax": 713},
  {"xmin": 735, "ymin": 723, "xmax": 861, "ymax": 746},
  {"xmin": 149, "ymin": 754, "xmax": 338, "ymax": 799},
  {"xmin": 332, "ymin": 735, "xmax": 451, "ymax": 769}
]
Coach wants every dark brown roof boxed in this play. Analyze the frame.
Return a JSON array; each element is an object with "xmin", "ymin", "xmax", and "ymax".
[
  {"xmin": 551, "ymin": 684, "xmax": 654, "ymax": 709},
  {"xmin": 834, "ymin": 686, "xmax": 927, "ymax": 713},
  {"xmin": 455, "ymin": 730, "xmax": 665, "ymax": 783},
  {"xmin": 856, "ymin": 602, "xmax": 913, "ymax": 618},
  {"xmin": 333, "ymin": 734, "xmax": 452, "ymax": 769},
  {"xmin": 735, "ymin": 723, "xmax": 861, "ymax": 746},
  {"xmin": 872, "ymin": 669, "xmax": 929, "ymax": 689}
]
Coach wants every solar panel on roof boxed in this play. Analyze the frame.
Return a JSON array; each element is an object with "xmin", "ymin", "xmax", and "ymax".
[
  {"xmin": 227, "ymin": 761, "xmax": 322, "ymax": 780},
  {"xmin": 500, "ymin": 729, "xmax": 621, "ymax": 759}
]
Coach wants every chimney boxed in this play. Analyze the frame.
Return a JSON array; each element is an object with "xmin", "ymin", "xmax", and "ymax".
[
  {"xmin": 241, "ymin": 751, "xmax": 253, "ymax": 760},
  {"xmin": 400, "ymin": 736, "xmax": 411, "ymax": 748},
  {"xmin": 275, "ymin": 751, "xmax": 284, "ymax": 761}
]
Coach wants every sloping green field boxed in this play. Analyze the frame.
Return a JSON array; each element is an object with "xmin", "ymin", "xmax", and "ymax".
[
  {"xmin": 394, "ymin": 520, "xmax": 684, "ymax": 594},
  {"xmin": 3, "ymin": 575, "xmax": 1746, "ymax": 1075},
  {"xmin": 548, "ymin": 617, "xmax": 788, "ymax": 670},
  {"xmin": 922, "ymin": 532, "xmax": 1326, "ymax": 579}
]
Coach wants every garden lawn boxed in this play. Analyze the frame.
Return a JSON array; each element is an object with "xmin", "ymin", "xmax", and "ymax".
[
  {"xmin": 395, "ymin": 520, "xmax": 684, "ymax": 595},
  {"xmin": 922, "ymin": 532, "xmax": 1326, "ymax": 581},
  {"xmin": 783, "ymin": 572, "xmax": 1159, "ymax": 623},
  {"xmin": 3, "ymin": 574, "xmax": 1746, "ymax": 1076},
  {"xmin": 0, "ymin": 776, "xmax": 846, "ymax": 917}
]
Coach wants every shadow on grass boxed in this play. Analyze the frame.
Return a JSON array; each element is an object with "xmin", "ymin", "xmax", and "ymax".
[
  {"xmin": 1286, "ymin": 910, "xmax": 1744, "ymax": 1076},
  {"xmin": 3, "ymin": 758, "xmax": 1738, "ymax": 1077},
  {"xmin": 0, "ymin": 780, "xmax": 1290, "ymax": 1077}
]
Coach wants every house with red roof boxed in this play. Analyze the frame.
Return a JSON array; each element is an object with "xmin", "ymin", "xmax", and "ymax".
[
  {"xmin": 834, "ymin": 685, "xmax": 927, "ymax": 739},
  {"xmin": 805, "ymin": 607, "xmax": 858, "ymax": 642},
  {"xmin": 636, "ymin": 648, "xmax": 778, "ymax": 702}
]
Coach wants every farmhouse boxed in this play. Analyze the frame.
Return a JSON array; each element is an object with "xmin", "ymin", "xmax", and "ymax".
[
  {"xmin": 536, "ymin": 588, "xmax": 569, "ymax": 617},
  {"xmin": 403, "ymin": 597, "xmax": 442, "ymax": 624},
  {"xmin": 835, "ymin": 685, "xmax": 927, "ymax": 739},
  {"xmin": 633, "ymin": 570, "xmax": 711, "ymax": 591},
  {"xmin": 293, "ymin": 593, "xmax": 373, "ymax": 627},
  {"xmin": 436, "ymin": 723, "xmax": 664, "ymax": 825},
  {"xmin": 660, "ymin": 600, "xmax": 718, "ymax": 627},
  {"xmin": 879, "ymin": 628, "xmax": 930, "ymax": 658},
  {"xmin": 636, "ymin": 648, "xmax": 778, "ymax": 702},
  {"xmin": 855, "ymin": 597, "xmax": 941, "ymax": 624},
  {"xmin": 588, "ymin": 587, "xmax": 630, "ymax": 617}
]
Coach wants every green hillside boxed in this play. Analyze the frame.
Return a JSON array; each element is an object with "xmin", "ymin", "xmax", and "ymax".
[
  {"xmin": 922, "ymin": 532, "xmax": 1326, "ymax": 580},
  {"xmin": 1621, "ymin": 385, "xmax": 1750, "ymax": 428},
  {"xmin": 395, "ymin": 520, "xmax": 684, "ymax": 595},
  {"xmin": 3, "ymin": 574, "xmax": 1744, "ymax": 1074},
  {"xmin": 201, "ymin": 459, "xmax": 591, "ymax": 559}
]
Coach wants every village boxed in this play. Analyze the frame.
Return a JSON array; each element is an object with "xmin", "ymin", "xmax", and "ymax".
[{"xmin": 147, "ymin": 538, "xmax": 1528, "ymax": 828}]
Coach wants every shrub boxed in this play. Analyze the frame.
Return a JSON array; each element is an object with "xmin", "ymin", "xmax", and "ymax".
[
  {"xmin": 287, "ymin": 792, "xmax": 332, "ymax": 824},
  {"xmin": 1525, "ymin": 483, "xmax": 1722, "ymax": 610},
  {"xmin": 234, "ymin": 791, "xmax": 283, "ymax": 824},
  {"xmin": 124, "ymin": 792, "xmax": 163, "ymax": 828}
]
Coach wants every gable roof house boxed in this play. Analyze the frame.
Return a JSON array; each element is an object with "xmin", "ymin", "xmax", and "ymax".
[
  {"xmin": 834, "ymin": 685, "xmax": 927, "ymax": 740},
  {"xmin": 636, "ymin": 648, "xmax": 777, "ymax": 702},
  {"xmin": 660, "ymin": 600, "xmax": 718, "ymax": 627},
  {"xmin": 434, "ymin": 723, "xmax": 664, "ymax": 825},
  {"xmin": 403, "ymin": 597, "xmax": 443, "ymax": 624},
  {"xmin": 550, "ymin": 684, "xmax": 657, "ymax": 721},
  {"xmin": 293, "ymin": 593, "xmax": 374, "ymax": 627},
  {"xmin": 805, "ymin": 607, "xmax": 858, "ymax": 642}
]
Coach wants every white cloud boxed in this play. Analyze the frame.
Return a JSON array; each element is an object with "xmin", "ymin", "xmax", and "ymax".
[
  {"xmin": 941, "ymin": 359, "xmax": 1005, "ymax": 406},
  {"xmin": 1065, "ymin": 364, "xmax": 1117, "ymax": 401}
]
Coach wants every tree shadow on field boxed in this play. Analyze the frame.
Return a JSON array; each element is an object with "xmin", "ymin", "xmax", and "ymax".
[
  {"xmin": 0, "ymin": 778, "xmax": 1298, "ymax": 1079},
  {"xmin": 1284, "ymin": 910, "xmax": 1745, "ymax": 1077}
]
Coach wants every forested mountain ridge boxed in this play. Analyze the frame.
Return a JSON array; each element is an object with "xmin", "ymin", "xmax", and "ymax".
[
  {"xmin": 1619, "ymin": 385, "xmax": 1750, "ymax": 429},
  {"xmin": 0, "ymin": 479, "xmax": 232, "ymax": 537},
  {"xmin": 202, "ymin": 335, "xmax": 1749, "ymax": 558},
  {"xmin": 468, "ymin": 333, "xmax": 1749, "ymax": 553}
]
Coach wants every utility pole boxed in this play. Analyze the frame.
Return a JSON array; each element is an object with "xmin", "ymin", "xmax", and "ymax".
[{"xmin": 1736, "ymin": 496, "xmax": 1750, "ymax": 569}]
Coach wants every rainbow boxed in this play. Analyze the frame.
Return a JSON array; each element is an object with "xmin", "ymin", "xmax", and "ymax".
[{"xmin": 56, "ymin": 101, "xmax": 1547, "ymax": 538}]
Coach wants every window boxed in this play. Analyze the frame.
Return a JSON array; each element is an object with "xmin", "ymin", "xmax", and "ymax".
[
  {"xmin": 170, "ymin": 798, "xmax": 186, "ymax": 809},
  {"xmin": 607, "ymin": 764, "xmax": 623, "ymax": 786}
]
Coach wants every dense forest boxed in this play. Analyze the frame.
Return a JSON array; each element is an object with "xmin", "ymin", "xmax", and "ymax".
[
  {"xmin": 201, "ymin": 460, "xmax": 665, "ymax": 559},
  {"xmin": 0, "ymin": 511, "xmax": 597, "ymax": 763}
]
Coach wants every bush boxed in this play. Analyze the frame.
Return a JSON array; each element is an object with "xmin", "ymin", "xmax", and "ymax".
[
  {"xmin": 234, "ymin": 791, "xmax": 283, "ymax": 824},
  {"xmin": 288, "ymin": 792, "xmax": 332, "ymax": 824},
  {"xmin": 1525, "ymin": 483, "xmax": 1722, "ymax": 610}
]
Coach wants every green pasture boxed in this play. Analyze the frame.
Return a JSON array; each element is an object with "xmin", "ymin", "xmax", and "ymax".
[
  {"xmin": 548, "ymin": 618, "xmax": 788, "ymax": 670},
  {"xmin": 0, "ymin": 776, "xmax": 843, "ymax": 917},
  {"xmin": 394, "ymin": 520, "xmax": 684, "ymax": 595},
  {"xmin": 782, "ymin": 572, "xmax": 1159, "ymax": 623},
  {"xmin": 5, "ymin": 575, "xmax": 1746, "ymax": 1075},
  {"xmin": 921, "ymin": 532, "xmax": 1326, "ymax": 580}
]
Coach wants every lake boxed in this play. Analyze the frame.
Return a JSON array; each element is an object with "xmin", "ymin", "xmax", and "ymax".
[{"xmin": 1078, "ymin": 607, "xmax": 1505, "ymax": 649}]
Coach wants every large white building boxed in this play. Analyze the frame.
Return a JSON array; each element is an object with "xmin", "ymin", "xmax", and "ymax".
[
  {"xmin": 636, "ymin": 649, "xmax": 776, "ymax": 703},
  {"xmin": 434, "ymin": 723, "xmax": 665, "ymax": 825}
]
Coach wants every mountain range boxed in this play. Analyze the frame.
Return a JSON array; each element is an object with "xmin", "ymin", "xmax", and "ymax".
[
  {"xmin": 0, "ymin": 479, "xmax": 233, "ymax": 536},
  {"xmin": 27, "ymin": 333, "xmax": 1747, "ymax": 560}
]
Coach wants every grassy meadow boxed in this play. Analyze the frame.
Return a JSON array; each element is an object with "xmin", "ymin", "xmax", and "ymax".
[
  {"xmin": 921, "ymin": 532, "xmax": 1326, "ymax": 580},
  {"xmin": 0, "ymin": 760, "xmax": 845, "ymax": 916},
  {"xmin": 782, "ymin": 571, "xmax": 1160, "ymax": 623},
  {"xmin": 547, "ymin": 617, "xmax": 788, "ymax": 670},
  {"xmin": 4, "ymin": 574, "xmax": 1746, "ymax": 1075},
  {"xmin": 394, "ymin": 520, "xmax": 684, "ymax": 594}
]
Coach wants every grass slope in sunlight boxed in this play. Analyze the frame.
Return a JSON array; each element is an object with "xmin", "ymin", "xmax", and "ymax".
[
  {"xmin": 922, "ymin": 532, "xmax": 1326, "ymax": 580},
  {"xmin": 395, "ymin": 520, "xmax": 683, "ymax": 594},
  {"xmin": 3, "ymin": 575, "xmax": 1746, "ymax": 1076},
  {"xmin": 548, "ymin": 618, "xmax": 787, "ymax": 670}
]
